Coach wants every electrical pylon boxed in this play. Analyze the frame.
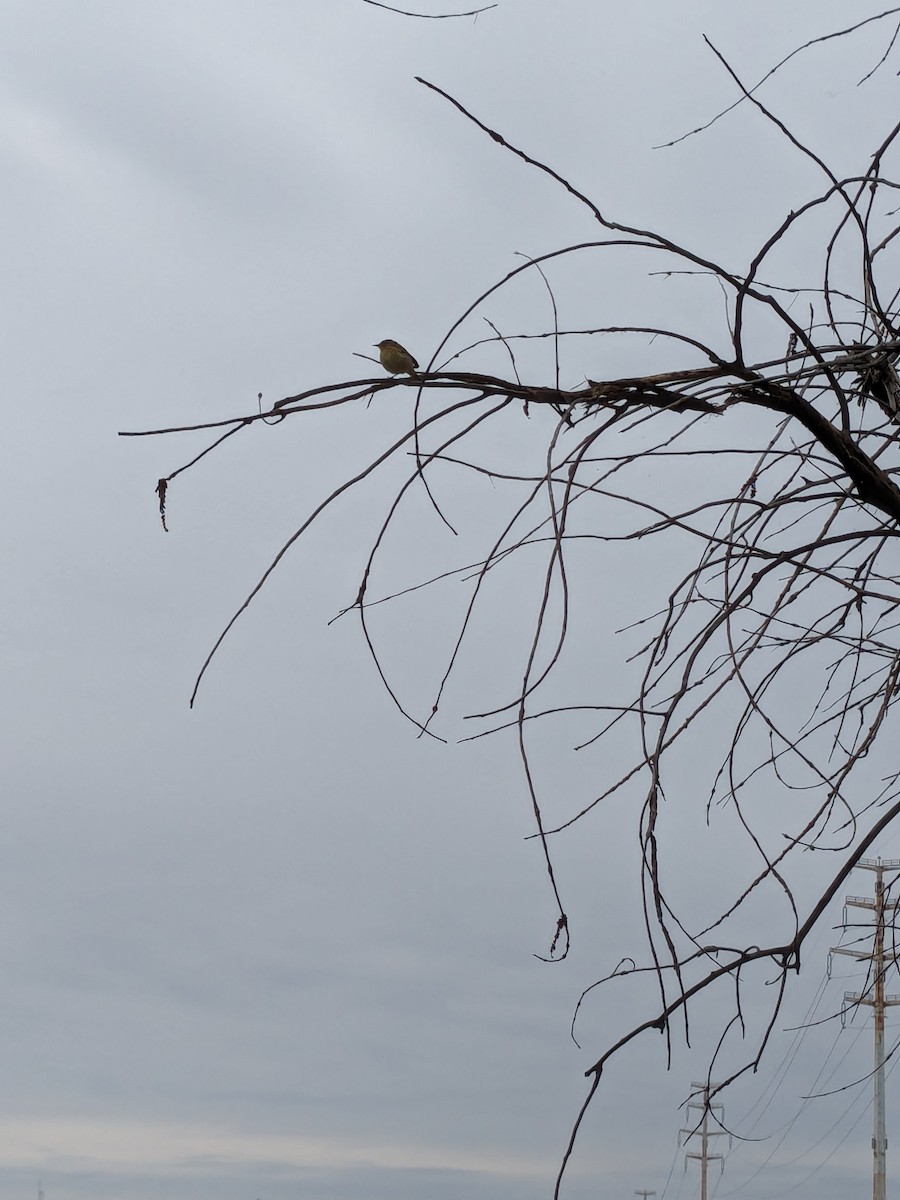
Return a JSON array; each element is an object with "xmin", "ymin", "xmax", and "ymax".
[
  {"xmin": 830, "ymin": 856, "xmax": 900, "ymax": 1200},
  {"xmin": 680, "ymin": 1082, "xmax": 730, "ymax": 1200}
]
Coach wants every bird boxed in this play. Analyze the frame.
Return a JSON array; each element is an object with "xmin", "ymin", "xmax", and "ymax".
[{"xmin": 375, "ymin": 339, "xmax": 419, "ymax": 376}]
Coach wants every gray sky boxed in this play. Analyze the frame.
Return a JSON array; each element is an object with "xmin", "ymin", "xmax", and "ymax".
[{"xmin": 4, "ymin": 2, "xmax": 900, "ymax": 1199}]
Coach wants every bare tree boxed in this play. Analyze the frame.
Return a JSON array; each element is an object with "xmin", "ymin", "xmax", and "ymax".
[{"xmin": 123, "ymin": 10, "xmax": 900, "ymax": 1190}]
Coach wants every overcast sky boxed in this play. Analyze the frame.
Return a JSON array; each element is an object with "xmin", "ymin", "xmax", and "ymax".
[{"xmin": 4, "ymin": 3, "xmax": 900, "ymax": 1200}]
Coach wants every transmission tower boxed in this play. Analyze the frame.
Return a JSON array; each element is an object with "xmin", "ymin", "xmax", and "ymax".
[
  {"xmin": 680, "ymin": 1082, "xmax": 729, "ymax": 1200},
  {"xmin": 830, "ymin": 857, "xmax": 900, "ymax": 1200},
  {"xmin": 634, "ymin": 1190, "xmax": 656, "ymax": 1200}
]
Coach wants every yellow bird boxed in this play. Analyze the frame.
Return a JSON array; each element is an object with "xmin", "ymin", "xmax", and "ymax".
[{"xmin": 375, "ymin": 339, "xmax": 419, "ymax": 376}]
